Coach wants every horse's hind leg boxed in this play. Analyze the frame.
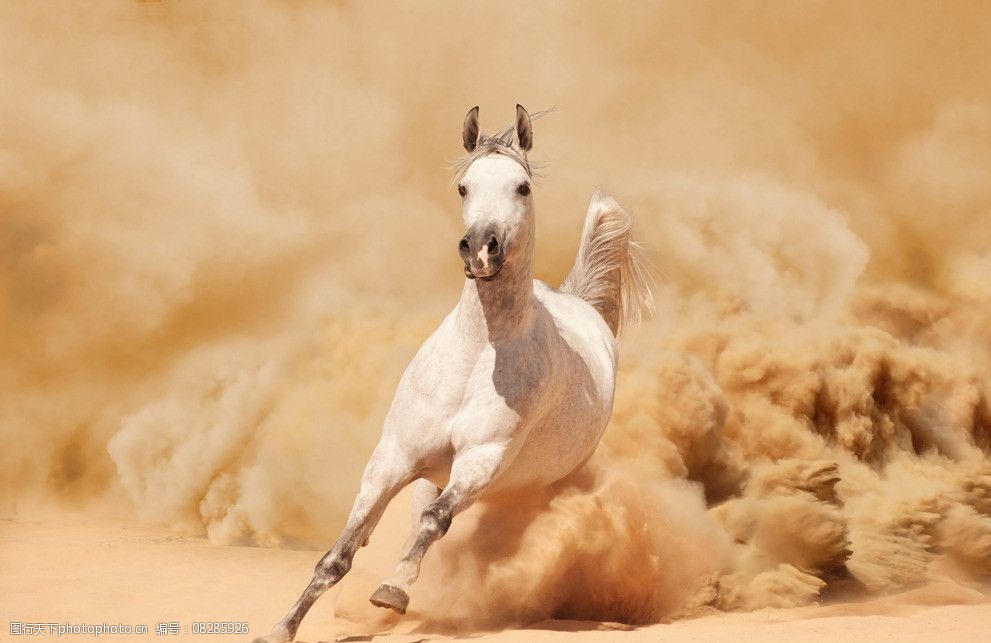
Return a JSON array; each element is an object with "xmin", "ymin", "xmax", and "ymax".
[
  {"xmin": 253, "ymin": 442, "xmax": 415, "ymax": 643},
  {"xmin": 370, "ymin": 444, "xmax": 505, "ymax": 613}
]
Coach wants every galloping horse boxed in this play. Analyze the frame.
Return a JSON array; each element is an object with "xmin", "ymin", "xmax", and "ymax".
[{"xmin": 254, "ymin": 105, "xmax": 651, "ymax": 643}]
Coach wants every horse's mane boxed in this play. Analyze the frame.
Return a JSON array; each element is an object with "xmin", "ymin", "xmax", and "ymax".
[{"xmin": 451, "ymin": 109, "xmax": 553, "ymax": 182}]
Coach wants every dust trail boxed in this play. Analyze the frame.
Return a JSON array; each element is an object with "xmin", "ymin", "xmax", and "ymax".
[{"xmin": 2, "ymin": 0, "xmax": 991, "ymax": 631}]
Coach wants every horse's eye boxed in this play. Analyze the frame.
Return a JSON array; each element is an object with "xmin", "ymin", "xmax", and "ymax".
[
  {"xmin": 518, "ymin": 183, "xmax": 531, "ymax": 197},
  {"xmin": 458, "ymin": 185, "xmax": 467, "ymax": 198}
]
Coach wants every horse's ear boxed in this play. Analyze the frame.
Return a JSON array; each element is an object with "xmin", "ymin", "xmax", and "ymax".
[
  {"xmin": 463, "ymin": 106, "xmax": 480, "ymax": 152},
  {"xmin": 515, "ymin": 104, "xmax": 533, "ymax": 152}
]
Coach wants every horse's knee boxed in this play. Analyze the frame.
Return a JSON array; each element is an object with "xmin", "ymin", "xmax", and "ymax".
[
  {"xmin": 315, "ymin": 552, "xmax": 351, "ymax": 581},
  {"xmin": 419, "ymin": 502, "xmax": 453, "ymax": 538}
]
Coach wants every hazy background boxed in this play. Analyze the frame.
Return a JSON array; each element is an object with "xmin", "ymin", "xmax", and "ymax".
[{"xmin": 2, "ymin": 0, "xmax": 990, "ymax": 629}]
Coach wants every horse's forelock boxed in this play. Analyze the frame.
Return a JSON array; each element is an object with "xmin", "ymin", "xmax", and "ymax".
[
  {"xmin": 452, "ymin": 134, "xmax": 532, "ymax": 183},
  {"xmin": 451, "ymin": 108, "xmax": 553, "ymax": 183}
]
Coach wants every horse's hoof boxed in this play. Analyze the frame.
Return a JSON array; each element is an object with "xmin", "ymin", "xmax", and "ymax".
[{"xmin": 369, "ymin": 583, "xmax": 409, "ymax": 614}]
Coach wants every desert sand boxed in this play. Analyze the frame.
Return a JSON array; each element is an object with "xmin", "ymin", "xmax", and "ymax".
[{"xmin": 3, "ymin": 504, "xmax": 988, "ymax": 643}]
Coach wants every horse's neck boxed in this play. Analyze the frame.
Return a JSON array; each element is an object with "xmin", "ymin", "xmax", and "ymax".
[{"xmin": 456, "ymin": 238, "xmax": 535, "ymax": 344}]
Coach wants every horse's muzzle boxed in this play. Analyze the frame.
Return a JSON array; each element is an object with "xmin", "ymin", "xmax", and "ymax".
[{"xmin": 458, "ymin": 223, "xmax": 505, "ymax": 280}]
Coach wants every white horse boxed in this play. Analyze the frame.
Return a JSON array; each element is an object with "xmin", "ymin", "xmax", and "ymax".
[{"xmin": 255, "ymin": 105, "xmax": 651, "ymax": 643}]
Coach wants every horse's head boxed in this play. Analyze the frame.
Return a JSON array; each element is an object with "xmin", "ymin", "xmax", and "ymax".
[{"xmin": 455, "ymin": 105, "xmax": 535, "ymax": 281}]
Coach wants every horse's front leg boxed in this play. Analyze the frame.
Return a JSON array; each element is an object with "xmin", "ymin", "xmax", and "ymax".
[
  {"xmin": 252, "ymin": 441, "xmax": 415, "ymax": 643},
  {"xmin": 369, "ymin": 442, "xmax": 510, "ymax": 613},
  {"xmin": 403, "ymin": 478, "xmax": 441, "ymax": 549}
]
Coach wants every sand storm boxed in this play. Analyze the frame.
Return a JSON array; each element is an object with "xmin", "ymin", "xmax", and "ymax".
[{"xmin": 1, "ymin": 1, "xmax": 990, "ymax": 639}]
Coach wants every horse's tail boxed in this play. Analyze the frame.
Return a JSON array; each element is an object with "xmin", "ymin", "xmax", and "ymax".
[{"xmin": 560, "ymin": 189, "xmax": 654, "ymax": 336}]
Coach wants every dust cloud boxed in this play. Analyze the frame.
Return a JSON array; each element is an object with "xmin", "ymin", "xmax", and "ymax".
[{"xmin": 2, "ymin": 0, "xmax": 990, "ymax": 631}]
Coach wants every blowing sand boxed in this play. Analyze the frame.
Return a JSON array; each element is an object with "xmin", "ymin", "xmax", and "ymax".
[{"xmin": 4, "ymin": 1, "xmax": 991, "ymax": 641}]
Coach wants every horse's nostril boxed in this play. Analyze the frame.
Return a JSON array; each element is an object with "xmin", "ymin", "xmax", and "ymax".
[
  {"xmin": 486, "ymin": 235, "xmax": 499, "ymax": 255},
  {"xmin": 458, "ymin": 237, "xmax": 470, "ymax": 256}
]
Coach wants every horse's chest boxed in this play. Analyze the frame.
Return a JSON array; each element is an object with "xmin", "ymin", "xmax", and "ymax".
[
  {"xmin": 394, "ymin": 341, "xmax": 539, "ymax": 428},
  {"xmin": 396, "ymin": 356, "xmax": 472, "ymax": 422}
]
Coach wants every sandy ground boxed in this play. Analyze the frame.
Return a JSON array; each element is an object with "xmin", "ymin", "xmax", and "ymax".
[{"xmin": 2, "ymin": 506, "xmax": 988, "ymax": 643}]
